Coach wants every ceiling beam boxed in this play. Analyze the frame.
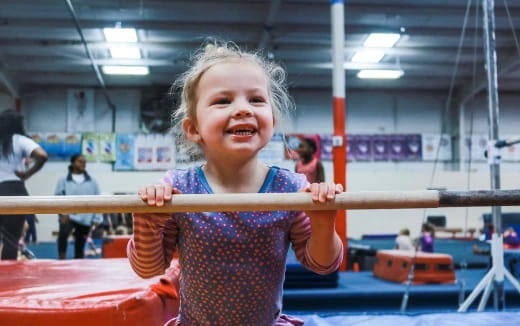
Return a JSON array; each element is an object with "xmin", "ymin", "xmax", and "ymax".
[
  {"xmin": 457, "ymin": 51, "xmax": 520, "ymax": 104},
  {"xmin": 258, "ymin": 0, "xmax": 282, "ymax": 50}
]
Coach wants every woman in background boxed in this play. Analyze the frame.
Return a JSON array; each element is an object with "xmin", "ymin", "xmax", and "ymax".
[
  {"xmin": 0, "ymin": 109, "xmax": 47, "ymax": 260},
  {"xmin": 55, "ymin": 154, "xmax": 102, "ymax": 259}
]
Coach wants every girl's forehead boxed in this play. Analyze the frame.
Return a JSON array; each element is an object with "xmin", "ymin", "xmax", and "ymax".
[
  {"xmin": 197, "ymin": 60, "xmax": 269, "ymax": 90},
  {"xmin": 207, "ymin": 59, "xmax": 265, "ymax": 76}
]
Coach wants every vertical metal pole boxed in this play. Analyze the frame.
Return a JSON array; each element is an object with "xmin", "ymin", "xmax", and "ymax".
[
  {"xmin": 482, "ymin": 0, "xmax": 504, "ymax": 309},
  {"xmin": 331, "ymin": 0, "xmax": 347, "ymax": 271}
]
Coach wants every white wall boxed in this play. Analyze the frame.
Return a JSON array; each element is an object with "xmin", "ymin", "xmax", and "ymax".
[
  {"xmin": 22, "ymin": 88, "xmax": 140, "ymax": 132},
  {"xmin": 12, "ymin": 87, "xmax": 520, "ymax": 242},
  {"xmin": 0, "ymin": 92, "xmax": 16, "ymax": 110}
]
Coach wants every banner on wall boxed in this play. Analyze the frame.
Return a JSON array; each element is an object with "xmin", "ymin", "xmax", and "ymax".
[
  {"xmin": 28, "ymin": 132, "xmax": 82, "ymax": 160},
  {"xmin": 133, "ymin": 134, "xmax": 175, "ymax": 170},
  {"xmin": 98, "ymin": 133, "xmax": 116, "ymax": 162},
  {"xmin": 67, "ymin": 89, "xmax": 95, "ymax": 132},
  {"xmin": 421, "ymin": 133, "xmax": 452, "ymax": 161},
  {"xmin": 81, "ymin": 132, "xmax": 99, "ymax": 161}
]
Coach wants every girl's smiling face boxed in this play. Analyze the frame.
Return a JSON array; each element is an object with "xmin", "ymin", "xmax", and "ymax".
[{"xmin": 183, "ymin": 60, "xmax": 275, "ymax": 161}]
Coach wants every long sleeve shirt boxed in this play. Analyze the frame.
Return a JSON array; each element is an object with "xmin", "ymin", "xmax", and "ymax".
[
  {"xmin": 128, "ymin": 166, "xmax": 343, "ymax": 326},
  {"xmin": 54, "ymin": 172, "xmax": 103, "ymax": 226}
]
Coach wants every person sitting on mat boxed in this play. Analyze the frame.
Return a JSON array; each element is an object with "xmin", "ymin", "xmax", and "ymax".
[
  {"xmin": 294, "ymin": 137, "xmax": 325, "ymax": 183},
  {"xmin": 395, "ymin": 228, "xmax": 415, "ymax": 251},
  {"xmin": 128, "ymin": 40, "xmax": 344, "ymax": 326}
]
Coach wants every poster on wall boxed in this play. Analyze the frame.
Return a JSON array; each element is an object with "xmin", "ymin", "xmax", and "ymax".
[
  {"xmin": 320, "ymin": 134, "xmax": 352, "ymax": 161},
  {"xmin": 389, "ymin": 134, "xmax": 406, "ymax": 161},
  {"xmin": 351, "ymin": 135, "xmax": 372, "ymax": 161},
  {"xmin": 155, "ymin": 134, "xmax": 175, "ymax": 170},
  {"xmin": 404, "ymin": 134, "xmax": 422, "ymax": 160},
  {"xmin": 259, "ymin": 133, "xmax": 285, "ymax": 164},
  {"xmin": 421, "ymin": 134, "xmax": 452, "ymax": 161},
  {"xmin": 371, "ymin": 135, "xmax": 390, "ymax": 161},
  {"xmin": 81, "ymin": 132, "xmax": 99, "ymax": 161},
  {"xmin": 67, "ymin": 88, "xmax": 95, "ymax": 132},
  {"xmin": 134, "ymin": 134, "xmax": 154, "ymax": 170},
  {"xmin": 114, "ymin": 134, "xmax": 135, "ymax": 170},
  {"xmin": 463, "ymin": 134, "xmax": 487, "ymax": 162},
  {"xmin": 98, "ymin": 133, "xmax": 116, "ymax": 162},
  {"xmin": 320, "ymin": 134, "xmax": 333, "ymax": 161},
  {"xmin": 133, "ymin": 134, "xmax": 175, "ymax": 170},
  {"xmin": 499, "ymin": 134, "xmax": 520, "ymax": 162}
]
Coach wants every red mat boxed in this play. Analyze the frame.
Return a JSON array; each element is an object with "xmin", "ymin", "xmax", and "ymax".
[{"xmin": 0, "ymin": 258, "xmax": 179, "ymax": 326}]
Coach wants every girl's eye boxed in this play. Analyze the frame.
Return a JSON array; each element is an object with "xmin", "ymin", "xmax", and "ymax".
[
  {"xmin": 250, "ymin": 97, "xmax": 266, "ymax": 103},
  {"xmin": 213, "ymin": 98, "xmax": 230, "ymax": 105}
]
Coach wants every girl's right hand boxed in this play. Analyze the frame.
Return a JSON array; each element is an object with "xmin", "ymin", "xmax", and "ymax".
[{"xmin": 138, "ymin": 183, "xmax": 182, "ymax": 207}]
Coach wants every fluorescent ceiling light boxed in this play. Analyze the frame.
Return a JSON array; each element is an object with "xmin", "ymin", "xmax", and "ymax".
[
  {"xmin": 363, "ymin": 33, "xmax": 400, "ymax": 48},
  {"xmin": 357, "ymin": 69, "xmax": 404, "ymax": 79},
  {"xmin": 102, "ymin": 66, "xmax": 149, "ymax": 75},
  {"xmin": 351, "ymin": 50, "xmax": 385, "ymax": 63},
  {"xmin": 103, "ymin": 28, "xmax": 138, "ymax": 42},
  {"xmin": 109, "ymin": 46, "xmax": 141, "ymax": 59}
]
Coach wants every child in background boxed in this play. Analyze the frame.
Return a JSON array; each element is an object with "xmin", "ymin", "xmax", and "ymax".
[
  {"xmin": 395, "ymin": 228, "xmax": 415, "ymax": 251},
  {"xmin": 420, "ymin": 222, "xmax": 435, "ymax": 253},
  {"xmin": 503, "ymin": 227, "xmax": 520, "ymax": 249},
  {"xmin": 127, "ymin": 41, "xmax": 344, "ymax": 326},
  {"xmin": 295, "ymin": 137, "xmax": 325, "ymax": 183}
]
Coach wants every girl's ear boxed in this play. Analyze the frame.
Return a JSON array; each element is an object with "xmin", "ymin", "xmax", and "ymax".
[{"xmin": 182, "ymin": 118, "xmax": 201, "ymax": 143}]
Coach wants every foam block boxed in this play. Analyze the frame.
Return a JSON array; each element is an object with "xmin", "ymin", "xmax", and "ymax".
[{"xmin": 373, "ymin": 249, "xmax": 455, "ymax": 284}]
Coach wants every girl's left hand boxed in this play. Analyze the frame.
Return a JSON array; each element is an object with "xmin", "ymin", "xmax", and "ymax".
[{"xmin": 303, "ymin": 182, "xmax": 343, "ymax": 203}]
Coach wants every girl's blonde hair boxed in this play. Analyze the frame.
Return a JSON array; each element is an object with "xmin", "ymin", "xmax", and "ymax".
[{"xmin": 170, "ymin": 40, "xmax": 293, "ymax": 157}]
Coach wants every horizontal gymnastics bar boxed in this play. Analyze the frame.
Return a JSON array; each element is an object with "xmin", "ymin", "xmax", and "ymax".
[{"xmin": 0, "ymin": 189, "xmax": 519, "ymax": 214}]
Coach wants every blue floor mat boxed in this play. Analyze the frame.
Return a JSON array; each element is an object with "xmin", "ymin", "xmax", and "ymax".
[{"xmin": 295, "ymin": 311, "xmax": 520, "ymax": 326}]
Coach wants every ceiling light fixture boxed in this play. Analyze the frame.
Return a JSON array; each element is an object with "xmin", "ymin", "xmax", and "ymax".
[
  {"xmin": 351, "ymin": 50, "xmax": 385, "ymax": 63},
  {"xmin": 109, "ymin": 47, "xmax": 141, "ymax": 59},
  {"xmin": 357, "ymin": 69, "xmax": 404, "ymax": 79},
  {"xmin": 103, "ymin": 28, "xmax": 138, "ymax": 42},
  {"xmin": 102, "ymin": 66, "xmax": 149, "ymax": 75},
  {"xmin": 363, "ymin": 33, "xmax": 400, "ymax": 48}
]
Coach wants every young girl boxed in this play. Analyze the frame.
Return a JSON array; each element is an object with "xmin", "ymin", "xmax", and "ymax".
[
  {"xmin": 420, "ymin": 222, "xmax": 435, "ymax": 253},
  {"xmin": 127, "ymin": 42, "xmax": 344, "ymax": 326},
  {"xmin": 294, "ymin": 137, "xmax": 325, "ymax": 183},
  {"xmin": 395, "ymin": 228, "xmax": 414, "ymax": 251}
]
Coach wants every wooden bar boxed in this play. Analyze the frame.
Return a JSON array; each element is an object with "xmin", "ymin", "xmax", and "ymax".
[
  {"xmin": 0, "ymin": 190, "xmax": 438, "ymax": 214},
  {"xmin": 0, "ymin": 189, "xmax": 518, "ymax": 214}
]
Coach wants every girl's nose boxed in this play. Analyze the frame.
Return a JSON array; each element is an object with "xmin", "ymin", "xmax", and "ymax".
[{"xmin": 231, "ymin": 102, "xmax": 254, "ymax": 118}]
